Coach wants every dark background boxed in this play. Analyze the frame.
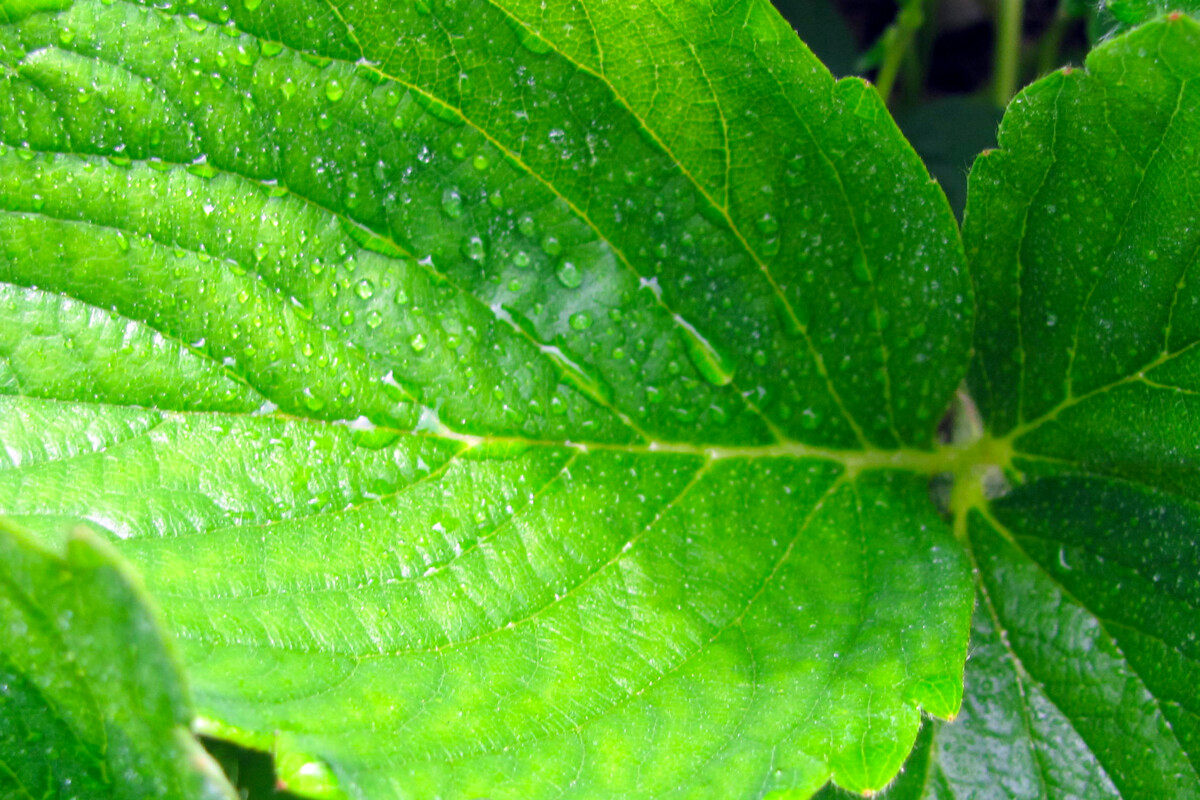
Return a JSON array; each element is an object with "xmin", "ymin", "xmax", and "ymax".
[{"xmin": 777, "ymin": 0, "xmax": 1093, "ymax": 215}]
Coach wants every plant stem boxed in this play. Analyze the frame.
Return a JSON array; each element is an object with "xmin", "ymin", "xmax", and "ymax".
[
  {"xmin": 876, "ymin": 0, "xmax": 925, "ymax": 105},
  {"xmin": 993, "ymin": 0, "xmax": 1024, "ymax": 106}
]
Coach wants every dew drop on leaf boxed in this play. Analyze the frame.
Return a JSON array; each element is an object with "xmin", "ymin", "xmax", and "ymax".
[
  {"xmin": 555, "ymin": 261, "xmax": 582, "ymax": 289},
  {"xmin": 676, "ymin": 316, "xmax": 736, "ymax": 387},
  {"xmin": 441, "ymin": 188, "xmax": 464, "ymax": 219}
]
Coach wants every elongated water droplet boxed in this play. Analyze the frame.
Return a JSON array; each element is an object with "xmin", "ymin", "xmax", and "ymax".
[
  {"xmin": 506, "ymin": 17, "xmax": 553, "ymax": 54},
  {"xmin": 542, "ymin": 346, "xmax": 614, "ymax": 404},
  {"xmin": 774, "ymin": 293, "xmax": 809, "ymax": 335},
  {"xmin": 675, "ymin": 315, "xmax": 736, "ymax": 386},
  {"xmin": 441, "ymin": 188, "xmax": 463, "ymax": 219}
]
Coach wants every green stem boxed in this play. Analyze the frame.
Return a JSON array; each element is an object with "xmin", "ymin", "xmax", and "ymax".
[
  {"xmin": 876, "ymin": 0, "xmax": 925, "ymax": 105},
  {"xmin": 993, "ymin": 0, "xmax": 1024, "ymax": 106}
]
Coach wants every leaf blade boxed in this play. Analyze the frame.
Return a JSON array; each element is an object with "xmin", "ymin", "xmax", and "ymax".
[{"xmin": 961, "ymin": 15, "xmax": 1200, "ymax": 798}]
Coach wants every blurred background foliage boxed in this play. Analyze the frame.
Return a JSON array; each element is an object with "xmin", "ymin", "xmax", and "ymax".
[
  {"xmin": 781, "ymin": 0, "xmax": 1100, "ymax": 218},
  {"xmin": 205, "ymin": 0, "xmax": 1101, "ymax": 795}
]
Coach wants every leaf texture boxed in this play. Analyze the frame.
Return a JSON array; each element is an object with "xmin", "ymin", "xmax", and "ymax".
[
  {"xmin": 0, "ymin": 520, "xmax": 236, "ymax": 800},
  {"xmin": 958, "ymin": 16, "xmax": 1200, "ymax": 799},
  {"xmin": 0, "ymin": 0, "xmax": 976, "ymax": 795}
]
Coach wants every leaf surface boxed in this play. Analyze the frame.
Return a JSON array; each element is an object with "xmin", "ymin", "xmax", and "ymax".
[
  {"xmin": 0, "ymin": 0, "xmax": 975, "ymax": 795},
  {"xmin": 958, "ymin": 16, "xmax": 1200, "ymax": 798},
  {"xmin": 0, "ymin": 520, "xmax": 236, "ymax": 799},
  {"xmin": 1093, "ymin": 0, "xmax": 1199, "ymax": 32}
]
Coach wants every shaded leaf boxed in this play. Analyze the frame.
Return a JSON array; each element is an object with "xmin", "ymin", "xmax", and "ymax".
[
  {"xmin": 957, "ymin": 15, "xmax": 1200, "ymax": 799},
  {"xmin": 0, "ymin": 520, "xmax": 236, "ymax": 799}
]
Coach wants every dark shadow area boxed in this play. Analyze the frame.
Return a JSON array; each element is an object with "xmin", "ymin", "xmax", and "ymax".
[{"xmin": 202, "ymin": 737, "xmax": 306, "ymax": 800}]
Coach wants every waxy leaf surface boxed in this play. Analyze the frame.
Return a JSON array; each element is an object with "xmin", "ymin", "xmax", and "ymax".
[
  {"xmin": 956, "ymin": 16, "xmax": 1200, "ymax": 798},
  {"xmin": 0, "ymin": 521, "xmax": 236, "ymax": 799},
  {"xmin": 0, "ymin": 0, "xmax": 975, "ymax": 795}
]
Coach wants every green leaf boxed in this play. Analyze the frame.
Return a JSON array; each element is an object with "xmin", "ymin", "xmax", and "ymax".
[
  {"xmin": 959, "ymin": 15, "xmax": 1200, "ymax": 798},
  {"xmin": 0, "ymin": 519, "xmax": 237, "ymax": 799},
  {"xmin": 894, "ymin": 98, "xmax": 1003, "ymax": 221},
  {"xmin": 1093, "ymin": 0, "xmax": 1199, "ymax": 32},
  {"xmin": 0, "ymin": 0, "xmax": 975, "ymax": 794}
]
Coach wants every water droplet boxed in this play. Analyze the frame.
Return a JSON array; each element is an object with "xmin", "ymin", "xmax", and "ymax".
[
  {"xmin": 451, "ymin": 141, "xmax": 468, "ymax": 160},
  {"xmin": 512, "ymin": 250, "xmax": 530, "ymax": 269},
  {"xmin": 410, "ymin": 332, "xmax": 428, "ymax": 352},
  {"xmin": 517, "ymin": 215, "xmax": 536, "ymax": 237},
  {"xmin": 325, "ymin": 79, "xmax": 344, "ymax": 102},
  {"xmin": 236, "ymin": 289, "xmax": 250, "ymax": 304},
  {"xmin": 757, "ymin": 213, "xmax": 779, "ymax": 235},
  {"xmin": 800, "ymin": 408, "xmax": 819, "ymax": 429},
  {"xmin": 356, "ymin": 279, "xmax": 375, "ymax": 299},
  {"xmin": 353, "ymin": 426, "xmax": 401, "ymax": 450},
  {"xmin": 462, "ymin": 236, "xmax": 486, "ymax": 262},
  {"xmin": 569, "ymin": 311, "xmax": 593, "ymax": 330},
  {"xmin": 243, "ymin": 0, "xmax": 262, "ymax": 10},
  {"xmin": 441, "ymin": 188, "xmax": 463, "ymax": 219},
  {"xmin": 555, "ymin": 261, "xmax": 582, "ymax": 289},
  {"xmin": 340, "ymin": 310, "xmax": 355, "ymax": 326},
  {"xmin": 541, "ymin": 235, "xmax": 562, "ymax": 256},
  {"xmin": 676, "ymin": 316, "xmax": 736, "ymax": 387},
  {"xmin": 235, "ymin": 45, "xmax": 258, "ymax": 66},
  {"xmin": 395, "ymin": 289, "xmax": 410, "ymax": 306},
  {"xmin": 472, "ymin": 154, "xmax": 489, "ymax": 171}
]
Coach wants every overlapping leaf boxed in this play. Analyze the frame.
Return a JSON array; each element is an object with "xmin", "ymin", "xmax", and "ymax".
[
  {"xmin": 944, "ymin": 15, "xmax": 1200, "ymax": 798},
  {"xmin": 0, "ymin": 519, "xmax": 236, "ymax": 799},
  {"xmin": 0, "ymin": 0, "xmax": 976, "ymax": 795}
]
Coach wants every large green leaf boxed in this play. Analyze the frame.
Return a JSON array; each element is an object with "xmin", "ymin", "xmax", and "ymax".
[
  {"xmin": 954, "ymin": 15, "xmax": 1200, "ymax": 798},
  {"xmin": 0, "ymin": 520, "xmax": 236, "ymax": 799},
  {"xmin": 0, "ymin": 0, "xmax": 975, "ymax": 795}
]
